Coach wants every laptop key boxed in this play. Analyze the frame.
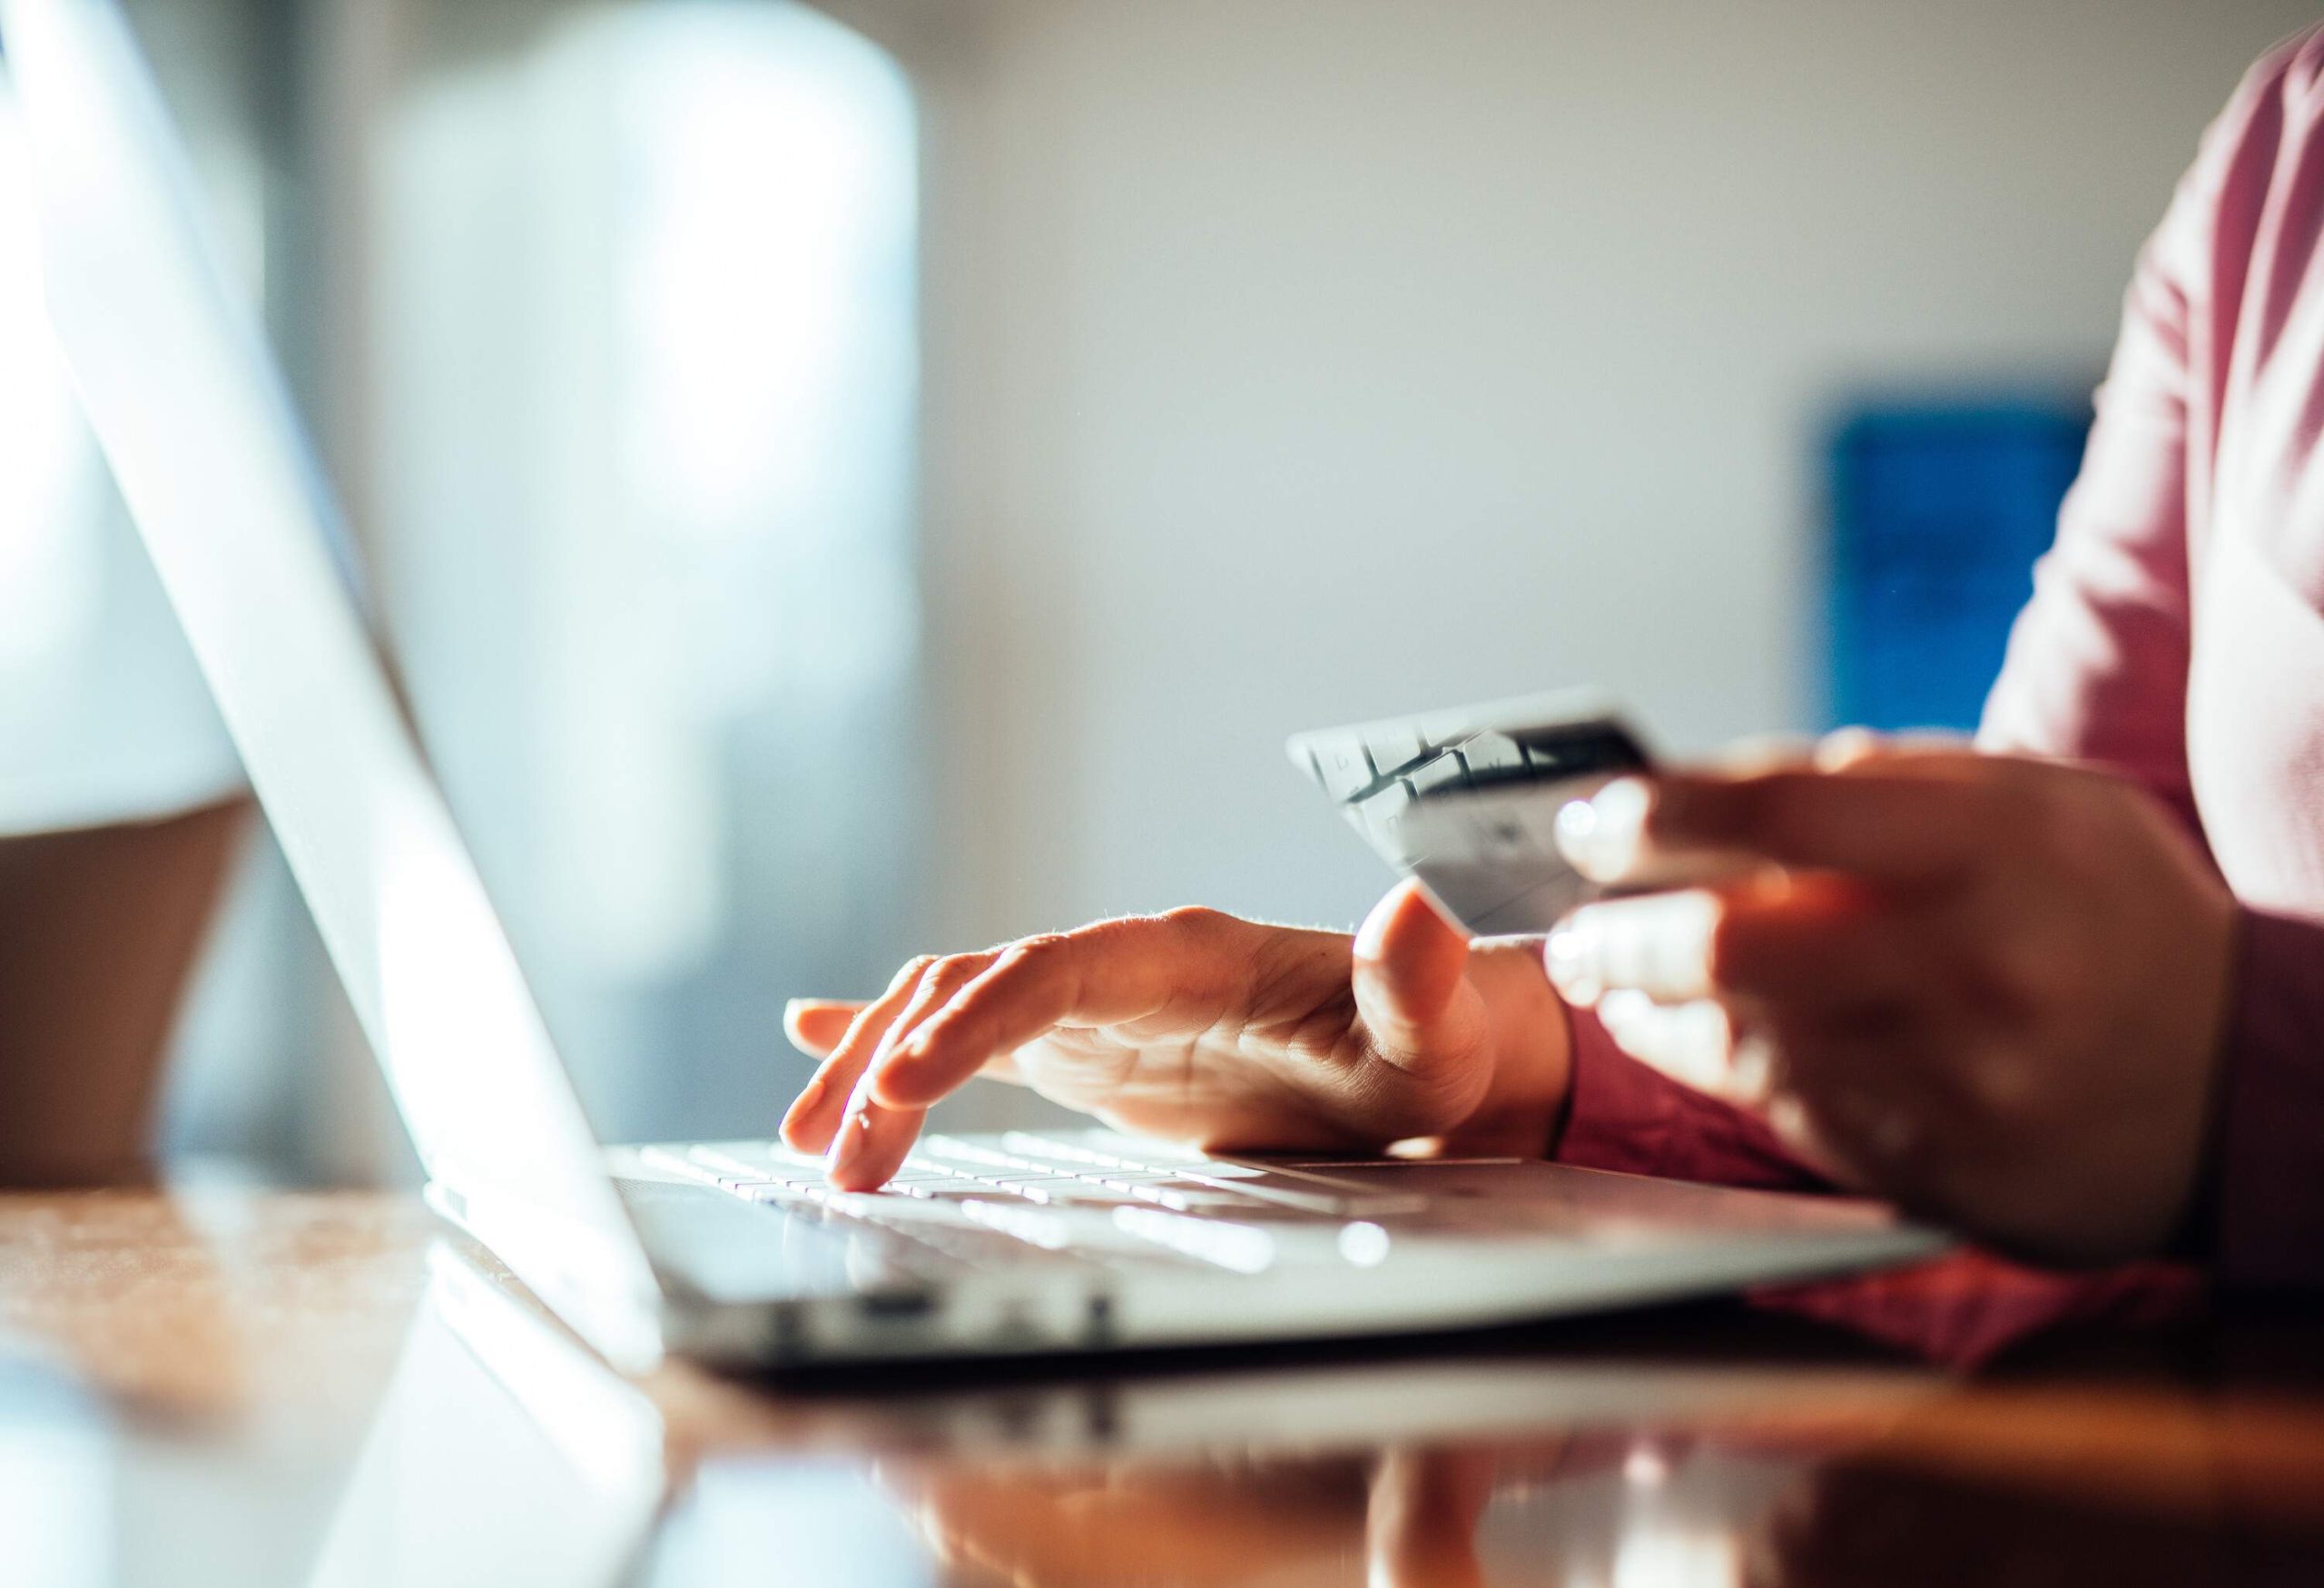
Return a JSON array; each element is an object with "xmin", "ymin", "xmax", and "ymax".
[
  {"xmin": 1307, "ymin": 737, "xmax": 1377, "ymax": 803},
  {"xmin": 641, "ymin": 1144, "xmax": 727, "ymax": 1185},
  {"xmin": 684, "ymin": 1142, "xmax": 822, "ymax": 1184},
  {"xmin": 1411, "ymin": 753, "xmax": 1472, "ymax": 799},
  {"xmin": 913, "ymin": 1138, "xmax": 1059, "ymax": 1176},
  {"xmin": 1364, "ymin": 725, "xmax": 1429, "ymax": 778},
  {"xmin": 1007, "ymin": 1180, "xmax": 1147, "ymax": 1206},
  {"xmin": 882, "ymin": 1167, "xmax": 974, "ymax": 1186},
  {"xmin": 887, "ymin": 1178, "xmax": 994, "ymax": 1198},
  {"xmin": 1088, "ymin": 1169, "xmax": 1183, "ymax": 1188},
  {"xmin": 1457, "ymin": 731, "xmax": 1529, "ymax": 776},
  {"xmin": 741, "ymin": 1181, "xmax": 835, "ymax": 1206},
  {"xmin": 996, "ymin": 1130, "xmax": 1122, "ymax": 1169},
  {"xmin": 1129, "ymin": 1183, "xmax": 1265, "ymax": 1213}
]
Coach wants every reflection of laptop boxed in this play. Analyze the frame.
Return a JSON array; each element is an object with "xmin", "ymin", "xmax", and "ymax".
[{"xmin": 5, "ymin": 0, "xmax": 1945, "ymax": 1373}]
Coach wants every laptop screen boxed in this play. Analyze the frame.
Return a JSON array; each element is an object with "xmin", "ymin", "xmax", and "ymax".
[{"xmin": 0, "ymin": 0, "xmax": 662, "ymax": 1366}]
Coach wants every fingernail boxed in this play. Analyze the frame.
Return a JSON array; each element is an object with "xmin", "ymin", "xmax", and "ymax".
[
  {"xmin": 1557, "ymin": 777, "xmax": 1649, "ymax": 882},
  {"xmin": 1544, "ymin": 920, "xmax": 1603, "ymax": 1005},
  {"xmin": 787, "ymin": 1075, "xmax": 827, "ymax": 1119},
  {"xmin": 781, "ymin": 1000, "xmax": 817, "ymax": 1049}
]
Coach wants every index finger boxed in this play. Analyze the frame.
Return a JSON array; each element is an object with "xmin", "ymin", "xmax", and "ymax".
[
  {"xmin": 1561, "ymin": 766, "xmax": 2011, "ymax": 888},
  {"xmin": 868, "ymin": 910, "xmax": 1248, "ymax": 1110}
]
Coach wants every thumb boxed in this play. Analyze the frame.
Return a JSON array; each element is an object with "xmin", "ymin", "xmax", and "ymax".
[{"xmin": 1351, "ymin": 880, "xmax": 1477, "ymax": 1064}]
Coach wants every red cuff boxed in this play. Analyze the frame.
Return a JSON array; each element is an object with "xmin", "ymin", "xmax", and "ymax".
[
  {"xmin": 1551, "ymin": 1006, "xmax": 1829, "ymax": 1191},
  {"xmin": 2207, "ymin": 907, "xmax": 2324, "ymax": 1289}
]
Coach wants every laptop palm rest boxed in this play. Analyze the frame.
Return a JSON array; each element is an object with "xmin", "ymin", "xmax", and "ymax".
[
  {"xmin": 1264, "ymin": 1158, "xmax": 1906, "ymax": 1236},
  {"xmin": 613, "ymin": 1179, "xmax": 926, "ymax": 1305}
]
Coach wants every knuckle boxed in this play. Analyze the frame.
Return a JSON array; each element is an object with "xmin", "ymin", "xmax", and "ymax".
[
  {"xmin": 1157, "ymin": 904, "xmax": 1230, "ymax": 938},
  {"xmin": 928, "ymin": 952, "xmax": 983, "ymax": 989},
  {"xmin": 997, "ymin": 932, "xmax": 1071, "ymax": 975}
]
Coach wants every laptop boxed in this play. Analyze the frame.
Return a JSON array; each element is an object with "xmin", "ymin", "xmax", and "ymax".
[{"xmin": 2, "ymin": 0, "xmax": 1945, "ymax": 1373}]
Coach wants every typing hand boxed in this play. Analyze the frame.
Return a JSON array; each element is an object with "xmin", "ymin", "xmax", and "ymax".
[
  {"xmin": 1543, "ymin": 736, "xmax": 2237, "ymax": 1263},
  {"xmin": 781, "ymin": 883, "xmax": 1571, "ymax": 1190}
]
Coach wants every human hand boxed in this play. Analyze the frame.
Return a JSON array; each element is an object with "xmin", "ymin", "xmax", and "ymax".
[
  {"xmin": 1543, "ymin": 739, "xmax": 2237, "ymax": 1263},
  {"xmin": 781, "ymin": 883, "xmax": 1571, "ymax": 1190}
]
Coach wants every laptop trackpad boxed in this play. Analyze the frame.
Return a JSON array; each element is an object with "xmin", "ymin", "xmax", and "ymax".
[{"xmin": 613, "ymin": 1179, "xmax": 925, "ymax": 1305}]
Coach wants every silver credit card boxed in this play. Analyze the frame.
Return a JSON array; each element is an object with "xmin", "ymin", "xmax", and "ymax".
[{"xmin": 1287, "ymin": 691, "xmax": 1654, "ymax": 936}]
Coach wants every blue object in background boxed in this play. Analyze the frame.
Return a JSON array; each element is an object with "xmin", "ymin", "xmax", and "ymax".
[{"xmin": 1826, "ymin": 402, "xmax": 2091, "ymax": 732}]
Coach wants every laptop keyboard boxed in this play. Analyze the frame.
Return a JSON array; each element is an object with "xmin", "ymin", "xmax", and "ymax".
[
  {"xmin": 653, "ymin": 1129, "xmax": 1423, "ymax": 1214},
  {"xmin": 638, "ymin": 1129, "xmax": 1425, "ymax": 1275}
]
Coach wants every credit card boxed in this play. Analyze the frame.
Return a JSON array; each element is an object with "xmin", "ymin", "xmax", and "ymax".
[{"xmin": 1287, "ymin": 691, "xmax": 1654, "ymax": 936}]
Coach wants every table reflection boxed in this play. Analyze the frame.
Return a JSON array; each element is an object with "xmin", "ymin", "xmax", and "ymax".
[
  {"xmin": 9, "ymin": 1194, "xmax": 2323, "ymax": 1588},
  {"xmin": 634, "ymin": 1324, "xmax": 1939, "ymax": 1587},
  {"xmin": 828, "ymin": 1434, "xmax": 1819, "ymax": 1586},
  {"xmin": 0, "ymin": 1352, "xmax": 112, "ymax": 1588},
  {"xmin": 0, "ymin": 1189, "xmax": 443, "ymax": 1588},
  {"xmin": 635, "ymin": 1312, "xmax": 2324, "ymax": 1588},
  {"xmin": 650, "ymin": 1408, "xmax": 2324, "ymax": 1588},
  {"xmin": 306, "ymin": 1247, "xmax": 665, "ymax": 1588}
]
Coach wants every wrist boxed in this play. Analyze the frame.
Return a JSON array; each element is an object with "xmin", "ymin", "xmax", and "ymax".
[{"xmin": 1438, "ymin": 938, "xmax": 1573, "ymax": 1155}]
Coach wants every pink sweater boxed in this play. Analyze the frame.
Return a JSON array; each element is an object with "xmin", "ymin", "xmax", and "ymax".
[{"xmin": 1556, "ymin": 28, "xmax": 2324, "ymax": 1290}]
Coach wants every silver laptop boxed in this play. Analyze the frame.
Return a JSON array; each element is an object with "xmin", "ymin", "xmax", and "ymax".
[{"xmin": 4, "ymin": 0, "xmax": 1944, "ymax": 1373}]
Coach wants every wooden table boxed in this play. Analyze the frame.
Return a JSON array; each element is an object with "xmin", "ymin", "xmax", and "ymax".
[{"xmin": 2, "ymin": 1187, "xmax": 2321, "ymax": 1586}]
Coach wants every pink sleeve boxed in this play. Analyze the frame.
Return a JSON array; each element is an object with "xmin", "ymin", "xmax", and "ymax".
[
  {"xmin": 1551, "ymin": 1007, "xmax": 1827, "ymax": 1191},
  {"xmin": 1978, "ymin": 45, "xmax": 2324, "ymax": 1288},
  {"xmin": 1975, "ymin": 36, "xmax": 2299, "ymax": 830},
  {"xmin": 1556, "ymin": 76, "xmax": 2235, "ymax": 1198},
  {"xmin": 1551, "ymin": 46, "xmax": 2323, "ymax": 1233},
  {"xmin": 1973, "ymin": 91, "xmax": 2212, "ymax": 833}
]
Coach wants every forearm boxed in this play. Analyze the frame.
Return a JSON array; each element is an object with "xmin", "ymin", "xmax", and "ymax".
[{"xmin": 0, "ymin": 799, "xmax": 246, "ymax": 1184}]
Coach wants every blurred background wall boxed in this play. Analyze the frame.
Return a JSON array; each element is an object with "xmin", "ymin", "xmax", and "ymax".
[
  {"xmin": 3, "ymin": 0, "xmax": 2311, "ymax": 1178},
  {"xmin": 907, "ymin": 0, "xmax": 2313, "ymax": 940}
]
